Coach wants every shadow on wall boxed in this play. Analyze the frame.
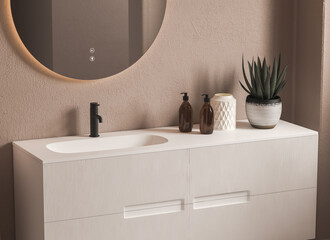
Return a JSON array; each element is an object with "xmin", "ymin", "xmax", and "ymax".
[
  {"xmin": 64, "ymin": 108, "xmax": 80, "ymax": 136},
  {"xmin": 191, "ymin": 68, "xmax": 213, "ymax": 123},
  {"xmin": 0, "ymin": 3, "xmax": 16, "ymax": 240},
  {"xmin": 0, "ymin": 144, "xmax": 14, "ymax": 240},
  {"xmin": 191, "ymin": 66, "xmax": 236, "ymax": 122},
  {"xmin": 213, "ymin": 70, "xmax": 236, "ymax": 94}
]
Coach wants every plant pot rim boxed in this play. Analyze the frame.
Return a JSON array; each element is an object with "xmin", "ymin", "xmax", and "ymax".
[{"xmin": 246, "ymin": 95, "xmax": 281, "ymax": 104}]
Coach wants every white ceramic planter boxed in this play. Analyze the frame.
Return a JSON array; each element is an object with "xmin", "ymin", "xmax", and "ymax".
[
  {"xmin": 211, "ymin": 93, "xmax": 236, "ymax": 130},
  {"xmin": 246, "ymin": 95, "xmax": 282, "ymax": 129}
]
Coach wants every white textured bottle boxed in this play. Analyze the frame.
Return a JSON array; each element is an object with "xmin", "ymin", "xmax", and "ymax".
[{"xmin": 211, "ymin": 93, "xmax": 236, "ymax": 130}]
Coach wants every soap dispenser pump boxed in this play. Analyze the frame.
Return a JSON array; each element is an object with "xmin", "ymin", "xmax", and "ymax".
[
  {"xmin": 200, "ymin": 94, "xmax": 214, "ymax": 134},
  {"xmin": 179, "ymin": 92, "xmax": 193, "ymax": 132}
]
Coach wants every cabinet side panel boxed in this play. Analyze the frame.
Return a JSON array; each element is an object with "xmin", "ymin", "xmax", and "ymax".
[{"xmin": 14, "ymin": 147, "xmax": 44, "ymax": 240}]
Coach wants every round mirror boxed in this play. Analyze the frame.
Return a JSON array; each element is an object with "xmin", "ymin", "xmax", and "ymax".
[{"xmin": 10, "ymin": 0, "xmax": 167, "ymax": 80}]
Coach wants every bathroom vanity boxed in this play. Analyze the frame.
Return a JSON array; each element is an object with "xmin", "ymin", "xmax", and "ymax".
[{"xmin": 13, "ymin": 120, "xmax": 318, "ymax": 240}]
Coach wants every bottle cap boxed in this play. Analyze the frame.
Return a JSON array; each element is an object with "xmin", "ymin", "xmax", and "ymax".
[
  {"xmin": 202, "ymin": 94, "xmax": 210, "ymax": 102},
  {"xmin": 181, "ymin": 92, "xmax": 189, "ymax": 101}
]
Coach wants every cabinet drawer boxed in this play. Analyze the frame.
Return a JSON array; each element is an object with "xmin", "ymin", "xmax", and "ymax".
[
  {"xmin": 189, "ymin": 188, "xmax": 316, "ymax": 240},
  {"xmin": 43, "ymin": 150, "xmax": 189, "ymax": 222},
  {"xmin": 45, "ymin": 189, "xmax": 316, "ymax": 240},
  {"xmin": 45, "ymin": 209, "xmax": 189, "ymax": 240},
  {"xmin": 190, "ymin": 136, "xmax": 317, "ymax": 199}
]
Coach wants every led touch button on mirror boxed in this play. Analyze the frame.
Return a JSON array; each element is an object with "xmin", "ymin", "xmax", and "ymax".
[
  {"xmin": 89, "ymin": 48, "xmax": 95, "ymax": 53},
  {"xmin": 89, "ymin": 56, "xmax": 95, "ymax": 62}
]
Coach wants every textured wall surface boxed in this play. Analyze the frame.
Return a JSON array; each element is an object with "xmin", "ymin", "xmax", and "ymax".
[
  {"xmin": 294, "ymin": 0, "xmax": 323, "ymax": 131},
  {"xmin": 318, "ymin": 1, "xmax": 330, "ymax": 238},
  {"xmin": 0, "ymin": 0, "xmax": 296, "ymax": 239}
]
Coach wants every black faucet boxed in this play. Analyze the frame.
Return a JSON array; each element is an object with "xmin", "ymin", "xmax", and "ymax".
[{"xmin": 90, "ymin": 102, "xmax": 103, "ymax": 137}]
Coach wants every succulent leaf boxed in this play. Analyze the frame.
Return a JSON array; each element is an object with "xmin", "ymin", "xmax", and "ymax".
[
  {"xmin": 273, "ymin": 81, "xmax": 286, "ymax": 97},
  {"xmin": 239, "ymin": 55, "xmax": 287, "ymax": 100},
  {"xmin": 257, "ymin": 58, "xmax": 262, "ymax": 87},
  {"xmin": 270, "ymin": 57, "xmax": 278, "ymax": 98},
  {"xmin": 242, "ymin": 57, "xmax": 254, "ymax": 94},
  {"xmin": 265, "ymin": 67, "xmax": 271, "ymax": 99},
  {"xmin": 276, "ymin": 65, "xmax": 287, "ymax": 90},
  {"xmin": 254, "ymin": 61, "xmax": 263, "ymax": 99},
  {"xmin": 248, "ymin": 61, "xmax": 256, "ymax": 91},
  {"xmin": 257, "ymin": 57, "xmax": 262, "ymax": 70},
  {"xmin": 277, "ymin": 54, "xmax": 281, "ymax": 76},
  {"xmin": 239, "ymin": 81, "xmax": 251, "ymax": 94},
  {"xmin": 262, "ymin": 58, "xmax": 267, "ymax": 86}
]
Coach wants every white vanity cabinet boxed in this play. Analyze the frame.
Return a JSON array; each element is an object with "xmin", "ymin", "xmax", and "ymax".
[
  {"xmin": 42, "ymin": 150, "xmax": 189, "ymax": 222},
  {"xmin": 13, "ymin": 121, "xmax": 318, "ymax": 240},
  {"xmin": 189, "ymin": 136, "xmax": 318, "ymax": 240},
  {"xmin": 14, "ymin": 149, "xmax": 190, "ymax": 240}
]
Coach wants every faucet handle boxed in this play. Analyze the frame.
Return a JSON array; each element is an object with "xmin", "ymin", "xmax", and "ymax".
[{"xmin": 90, "ymin": 102, "xmax": 100, "ymax": 107}]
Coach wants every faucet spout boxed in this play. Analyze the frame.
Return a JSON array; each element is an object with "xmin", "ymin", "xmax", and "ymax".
[
  {"xmin": 97, "ymin": 115, "xmax": 103, "ymax": 123},
  {"xmin": 90, "ymin": 102, "xmax": 102, "ymax": 137}
]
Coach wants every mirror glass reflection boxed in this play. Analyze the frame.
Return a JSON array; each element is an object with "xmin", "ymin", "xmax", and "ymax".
[{"xmin": 11, "ymin": 0, "xmax": 166, "ymax": 80}]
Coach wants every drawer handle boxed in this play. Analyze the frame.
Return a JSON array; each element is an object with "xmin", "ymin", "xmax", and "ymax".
[
  {"xmin": 124, "ymin": 200, "xmax": 184, "ymax": 219},
  {"xmin": 193, "ymin": 191, "xmax": 249, "ymax": 210}
]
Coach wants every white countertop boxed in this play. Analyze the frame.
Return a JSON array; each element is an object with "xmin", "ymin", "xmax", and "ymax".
[{"xmin": 13, "ymin": 120, "xmax": 318, "ymax": 164}]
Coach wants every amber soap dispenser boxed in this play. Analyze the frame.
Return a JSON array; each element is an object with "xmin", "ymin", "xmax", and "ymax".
[
  {"xmin": 179, "ymin": 92, "xmax": 193, "ymax": 132},
  {"xmin": 200, "ymin": 94, "xmax": 214, "ymax": 134}
]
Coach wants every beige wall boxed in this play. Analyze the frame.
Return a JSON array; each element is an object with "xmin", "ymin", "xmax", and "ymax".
[{"xmin": 0, "ymin": 0, "xmax": 298, "ymax": 239}]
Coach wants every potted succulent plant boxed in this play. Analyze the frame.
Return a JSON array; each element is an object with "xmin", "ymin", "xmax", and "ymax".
[{"xmin": 239, "ymin": 55, "xmax": 287, "ymax": 129}]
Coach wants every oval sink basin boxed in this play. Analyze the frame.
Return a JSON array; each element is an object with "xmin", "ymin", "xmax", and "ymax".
[{"xmin": 46, "ymin": 134, "xmax": 168, "ymax": 154}]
